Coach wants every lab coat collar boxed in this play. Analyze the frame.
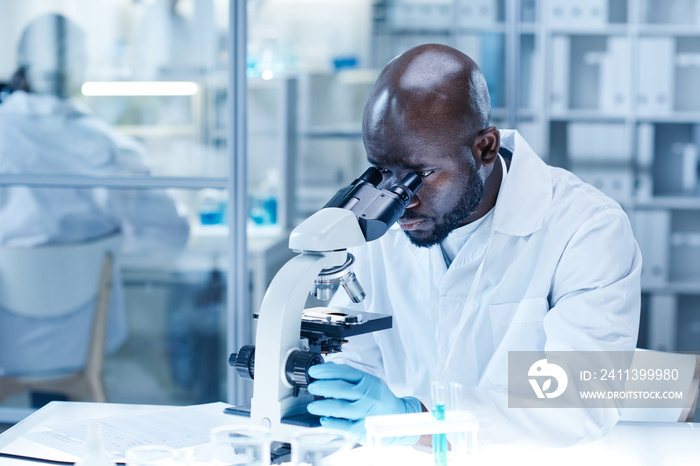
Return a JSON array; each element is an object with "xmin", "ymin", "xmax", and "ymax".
[{"xmin": 492, "ymin": 129, "xmax": 552, "ymax": 237}]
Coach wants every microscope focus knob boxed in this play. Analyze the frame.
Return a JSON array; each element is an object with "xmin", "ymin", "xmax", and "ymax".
[
  {"xmin": 229, "ymin": 345, "xmax": 256, "ymax": 380},
  {"xmin": 285, "ymin": 350, "xmax": 324, "ymax": 388}
]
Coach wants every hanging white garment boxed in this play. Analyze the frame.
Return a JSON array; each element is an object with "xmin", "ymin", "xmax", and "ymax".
[{"xmin": 0, "ymin": 91, "xmax": 190, "ymax": 376}]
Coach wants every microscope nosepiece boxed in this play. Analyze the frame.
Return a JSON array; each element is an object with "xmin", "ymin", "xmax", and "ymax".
[{"xmin": 312, "ymin": 253, "xmax": 366, "ymax": 303}]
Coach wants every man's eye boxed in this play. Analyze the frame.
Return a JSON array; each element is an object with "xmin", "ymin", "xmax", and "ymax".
[
  {"xmin": 378, "ymin": 168, "xmax": 391, "ymax": 174},
  {"xmin": 417, "ymin": 170, "xmax": 434, "ymax": 177}
]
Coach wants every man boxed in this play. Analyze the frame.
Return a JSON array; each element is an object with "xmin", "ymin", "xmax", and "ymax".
[{"xmin": 306, "ymin": 44, "xmax": 641, "ymax": 446}]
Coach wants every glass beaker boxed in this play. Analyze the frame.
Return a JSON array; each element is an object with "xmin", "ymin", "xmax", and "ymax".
[
  {"xmin": 125, "ymin": 445, "xmax": 179, "ymax": 466},
  {"xmin": 291, "ymin": 429, "xmax": 354, "ymax": 466},
  {"xmin": 203, "ymin": 425, "xmax": 271, "ymax": 466}
]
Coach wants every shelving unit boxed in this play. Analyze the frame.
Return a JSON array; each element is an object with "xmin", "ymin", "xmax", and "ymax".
[
  {"xmin": 367, "ymin": 0, "xmax": 700, "ymax": 352},
  {"xmin": 295, "ymin": 71, "xmax": 377, "ymax": 217}
]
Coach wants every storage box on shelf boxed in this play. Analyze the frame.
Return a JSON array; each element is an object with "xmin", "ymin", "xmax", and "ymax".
[{"xmin": 543, "ymin": 0, "xmax": 700, "ymax": 351}]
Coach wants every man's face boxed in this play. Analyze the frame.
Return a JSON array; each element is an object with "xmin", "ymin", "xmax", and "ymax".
[{"xmin": 365, "ymin": 128, "xmax": 485, "ymax": 248}]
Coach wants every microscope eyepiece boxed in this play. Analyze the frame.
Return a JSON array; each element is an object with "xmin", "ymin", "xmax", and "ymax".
[
  {"xmin": 400, "ymin": 173, "xmax": 422, "ymax": 197},
  {"xmin": 388, "ymin": 173, "xmax": 421, "ymax": 207},
  {"xmin": 323, "ymin": 167, "xmax": 422, "ymax": 241},
  {"xmin": 357, "ymin": 166, "xmax": 383, "ymax": 187}
]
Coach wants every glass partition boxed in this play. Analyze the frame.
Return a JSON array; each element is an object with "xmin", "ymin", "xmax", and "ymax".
[{"xmin": 0, "ymin": 0, "xmax": 239, "ymax": 414}]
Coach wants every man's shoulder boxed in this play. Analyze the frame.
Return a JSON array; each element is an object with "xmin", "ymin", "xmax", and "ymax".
[
  {"xmin": 540, "ymin": 165, "xmax": 630, "ymax": 238},
  {"xmin": 494, "ymin": 135, "xmax": 629, "ymax": 237},
  {"xmin": 548, "ymin": 165, "xmax": 623, "ymax": 213}
]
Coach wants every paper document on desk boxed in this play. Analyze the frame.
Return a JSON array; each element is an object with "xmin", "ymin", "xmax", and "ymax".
[{"xmin": 23, "ymin": 402, "xmax": 230, "ymax": 461}]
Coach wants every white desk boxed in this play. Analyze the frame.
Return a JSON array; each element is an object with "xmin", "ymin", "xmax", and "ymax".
[
  {"xmin": 1, "ymin": 402, "xmax": 699, "ymax": 466},
  {"xmin": 0, "ymin": 402, "xmax": 230, "ymax": 465}
]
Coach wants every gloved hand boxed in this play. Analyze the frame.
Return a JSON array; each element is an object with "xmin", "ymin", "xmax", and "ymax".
[{"xmin": 306, "ymin": 362, "xmax": 423, "ymax": 444}]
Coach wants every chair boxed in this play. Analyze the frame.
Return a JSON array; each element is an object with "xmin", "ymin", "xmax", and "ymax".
[
  {"xmin": 619, "ymin": 348, "xmax": 700, "ymax": 422},
  {"xmin": 0, "ymin": 235, "xmax": 121, "ymax": 403}
]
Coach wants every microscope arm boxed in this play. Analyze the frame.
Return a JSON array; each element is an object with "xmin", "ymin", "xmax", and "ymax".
[
  {"xmin": 250, "ymin": 252, "xmax": 341, "ymax": 426},
  {"xmin": 250, "ymin": 209, "xmax": 365, "ymax": 429}
]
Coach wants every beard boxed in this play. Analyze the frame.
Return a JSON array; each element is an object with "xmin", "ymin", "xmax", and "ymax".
[{"xmin": 403, "ymin": 166, "xmax": 484, "ymax": 248}]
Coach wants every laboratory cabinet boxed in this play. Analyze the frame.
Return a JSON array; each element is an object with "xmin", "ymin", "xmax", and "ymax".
[{"xmin": 367, "ymin": 0, "xmax": 700, "ymax": 352}]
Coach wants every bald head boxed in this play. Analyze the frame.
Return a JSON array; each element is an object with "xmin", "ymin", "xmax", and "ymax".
[
  {"xmin": 363, "ymin": 44, "xmax": 491, "ymax": 143},
  {"xmin": 361, "ymin": 44, "xmax": 502, "ymax": 247}
]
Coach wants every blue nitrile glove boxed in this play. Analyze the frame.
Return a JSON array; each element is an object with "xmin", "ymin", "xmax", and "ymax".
[{"xmin": 306, "ymin": 362, "xmax": 423, "ymax": 445}]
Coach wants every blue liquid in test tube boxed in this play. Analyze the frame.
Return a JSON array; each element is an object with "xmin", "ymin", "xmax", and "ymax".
[{"xmin": 431, "ymin": 381, "xmax": 448, "ymax": 466}]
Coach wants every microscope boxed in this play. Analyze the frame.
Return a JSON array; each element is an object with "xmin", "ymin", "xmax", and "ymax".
[{"xmin": 226, "ymin": 167, "xmax": 421, "ymax": 442}]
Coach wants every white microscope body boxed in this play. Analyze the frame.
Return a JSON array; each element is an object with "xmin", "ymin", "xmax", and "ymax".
[
  {"xmin": 228, "ymin": 168, "xmax": 421, "ymax": 443},
  {"xmin": 251, "ymin": 208, "xmax": 364, "ymax": 428}
]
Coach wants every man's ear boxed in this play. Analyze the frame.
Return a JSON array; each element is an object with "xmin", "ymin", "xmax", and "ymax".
[{"xmin": 472, "ymin": 126, "xmax": 500, "ymax": 168}]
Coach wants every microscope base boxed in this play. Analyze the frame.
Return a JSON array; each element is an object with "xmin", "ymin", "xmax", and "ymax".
[
  {"xmin": 223, "ymin": 407, "xmax": 322, "ymax": 427},
  {"xmin": 280, "ymin": 412, "xmax": 322, "ymax": 427}
]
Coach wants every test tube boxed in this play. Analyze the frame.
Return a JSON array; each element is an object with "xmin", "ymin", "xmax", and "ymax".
[
  {"xmin": 430, "ymin": 382, "xmax": 448, "ymax": 466},
  {"xmin": 448, "ymin": 382, "xmax": 478, "ymax": 459}
]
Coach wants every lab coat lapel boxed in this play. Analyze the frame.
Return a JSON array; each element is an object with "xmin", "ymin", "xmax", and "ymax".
[
  {"xmin": 493, "ymin": 130, "xmax": 552, "ymax": 237},
  {"xmin": 441, "ymin": 131, "xmax": 553, "ymax": 381}
]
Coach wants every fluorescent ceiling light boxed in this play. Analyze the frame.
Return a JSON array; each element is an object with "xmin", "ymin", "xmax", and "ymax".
[{"xmin": 81, "ymin": 81, "xmax": 199, "ymax": 96}]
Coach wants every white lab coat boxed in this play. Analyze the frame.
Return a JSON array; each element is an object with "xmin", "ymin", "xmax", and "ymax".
[
  {"xmin": 329, "ymin": 130, "xmax": 642, "ymax": 446},
  {"xmin": 0, "ymin": 91, "xmax": 190, "ymax": 376}
]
